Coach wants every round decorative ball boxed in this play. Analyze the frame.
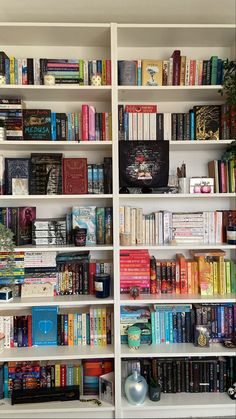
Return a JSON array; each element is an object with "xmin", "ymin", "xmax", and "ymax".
[
  {"xmin": 227, "ymin": 387, "xmax": 234, "ymax": 397},
  {"xmin": 91, "ymin": 74, "xmax": 102, "ymax": 86},
  {"xmin": 124, "ymin": 370, "xmax": 148, "ymax": 405},
  {"xmin": 232, "ymin": 382, "xmax": 236, "ymax": 390},
  {"xmin": 0, "ymin": 75, "xmax": 6, "ymax": 85}
]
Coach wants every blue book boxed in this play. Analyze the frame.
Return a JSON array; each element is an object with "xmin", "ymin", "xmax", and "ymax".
[
  {"xmin": 73, "ymin": 314, "xmax": 78, "ymax": 346},
  {"xmin": 51, "ymin": 112, "xmax": 57, "ymax": 140},
  {"xmin": 150, "ymin": 310, "xmax": 156, "ymax": 344},
  {"xmin": 173, "ymin": 313, "xmax": 178, "ymax": 343},
  {"xmin": 164, "ymin": 311, "xmax": 170, "ymax": 344},
  {"xmin": 169, "ymin": 312, "xmax": 174, "ymax": 343},
  {"xmin": 5, "ymin": 58, "xmax": 10, "ymax": 84},
  {"xmin": 96, "ymin": 60, "xmax": 102, "ymax": 75},
  {"xmin": 64, "ymin": 314, "xmax": 68, "ymax": 345},
  {"xmin": 124, "ymin": 112, "xmax": 128, "ymax": 140},
  {"xmin": 155, "ymin": 311, "xmax": 161, "ymax": 344},
  {"xmin": 160, "ymin": 311, "xmax": 165, "ymax": 343},
  {"xmin": 72, "ymin": 206, "xmax": 96, "ymax": 245},
  {"xmin": 176, "ymin": 312, "xmax": 182, "ymax": 343},
  {"xmin": 86, "ymin": 313, "xmax": 90, "ymax": 345},
  {"xmin": 217, "ymin": 306, "xmax": 222, "ymax": 338},
  {"xmin": 3, "ymin": 364, "xmax": 8, "ymax": 398},
  {"xmin": 189, "ymin": 109, "xmax": 195, "ymax": 140},
  {"xmin": 32, "ymin": 306, "xmax": 58, "ymax": 346}
]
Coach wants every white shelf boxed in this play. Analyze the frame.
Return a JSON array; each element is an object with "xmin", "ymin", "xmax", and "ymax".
[
  {"xmin": 119, "ymin": 244, "xmax": 235, "ymax": 250},
  {"xmin": 120, "ymin": 293, "xmax": 236, "ymax": 305},
  {"xmin": 15, "ymin": 245, "xmax": 113, "ymax": 252},
  {"xmin": 0, "ymin": 345, "xmax": 114, "ymax": 362},
  {"xmin": 121, "ymin": 343, "xmax": 236, "ymax": 358},
  {"xmin": 0, "ymin": 295, "xmax": 114, "ymax": 309},
  {"xmin": 117, "ymin": 24, "xmax": 236, "ymax": 47},
  {"xmin": 121, "ymin": 393, "xmax": 236, "ymax": 418},
  {"xmin": 1, "ymin": 194, "xmax": 113, "ymax": 200},
  {"xmin": 118, "ymin": 86, "xmax": 224, "ymax": 102},
  {"xmin": 0, "ymin": 398, "xmax": 114, "ymax": 415},
  {"xmin": 119, "ymin": 193, "xmax": 235, "ymax": 199},
  {"xmin": 169, "ymin": 140, "xmax": 234, "ymax": 150},
  {"xmin": 0, "ymin": 140, "xmax": 112, "ymax": 151},
  {"xmin": 0, "ymin": 85, "xmax": 111, "ymax": 101}
]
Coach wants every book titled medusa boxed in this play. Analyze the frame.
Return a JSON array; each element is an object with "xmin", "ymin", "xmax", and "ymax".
[{"xmin": 119, "ymin": 141, "xmax": 169, "ymax": 189}]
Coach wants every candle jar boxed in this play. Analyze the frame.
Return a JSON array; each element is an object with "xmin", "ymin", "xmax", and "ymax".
[
  {"xmin": 127, "ymin": 326, "xmax": 141, "ymax": 350},
  {"xmin": 94, "ymin": 274, "xmax": 111, "ymax": 298},
  {"xmin": 227, "ymin": 226, "xmax": 236, "ymax": 245},
  {"xmin": 44, "ymin": 74, "xmax": 55, "ymax": 85},
  {"xmin": 73, "ymin": 227, "xmax": 87, "ymax": 247}
]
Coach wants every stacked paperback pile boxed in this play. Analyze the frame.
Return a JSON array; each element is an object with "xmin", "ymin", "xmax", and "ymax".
[
  {"xmin": 120, "ymin": 250, "xmax": 150, "ymax": 293},
  {"xmin": 0, "ymin": 252, "xmax": 24, "ymax": 285},
  {"xmin": 23, "ymin": 251, "xmax": 58, "ymax": 296},
  {"xmin": 32, "ymin": 218, "xmax": 67, "ymax": 246},
  {"xmin": 208, "ymin": 157, "xmax": 236, "ymax": 193},
  {"xmin": 0, "ymin": 52, "xmax": 112, "ymax": 85},
  {"xmin": 120, "ymin": 306, "xmax": 151, "ymax": 344},
  {"xmin": 0, "ymin": 99, "xmax": 23, "ymax": 140},
  {"xmin": 82, "ymin": 360, "xmax": 114, "ymax": 396}
]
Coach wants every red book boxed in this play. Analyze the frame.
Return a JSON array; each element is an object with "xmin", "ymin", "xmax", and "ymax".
[
  {"xmin": 171, "ymin": 50, "xmax": 181, "ymax": 85},
  {"xmin": 102, "ymin": 112, "xmax": 106, "ymax": 140},
  {"xmin": 219, "ymin": 160, "xmax": 227, "ymax": 193},
  {"xmin": 28, "ymin": 315, "xmax": 32, "ymax": 347},
  {"xmin": 82, "ymin": 104, "xmax": 89, "ymax": 140},
  {"xmin": 62, "ymin": 158, "xmax": 88, "ymax": 194},
  {"xmin": 189, "ymin": 60, "xmax": 196, "ymax": 85},
  {"xmin": 89, "ymin": 261, "xmax": 96, "ymax": 294},
  {"xmin": 125, "ymin": 105, "xmax": 157, "ymax": 113},
  {"xmin": 60, "ymin": 364, "xmax": 66, "ymax": 387}
]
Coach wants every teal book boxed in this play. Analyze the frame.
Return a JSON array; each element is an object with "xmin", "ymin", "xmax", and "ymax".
[
  {"xmin": 32, "ymin": 306, "xmax": 58, "ymax": 346},
  {"xmin": 72, "ymin": 206, "xmax": 96, "ymax": 245}
]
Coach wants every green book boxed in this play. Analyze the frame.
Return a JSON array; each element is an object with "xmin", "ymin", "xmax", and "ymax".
[{"xmin": 210, "ymin": 56, "xmax": 218, "ymax": 85}]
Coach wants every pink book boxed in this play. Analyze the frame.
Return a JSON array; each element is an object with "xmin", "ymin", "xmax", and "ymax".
[
  {"xmin": 88, "ymin": 106, "xmax": 96, "ymax": 140},
  {"xmin": 82, "ymin": 104, "xmax": 89, "ymax": 140}
]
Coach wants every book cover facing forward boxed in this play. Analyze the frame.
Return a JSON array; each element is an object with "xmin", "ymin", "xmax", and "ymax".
[{"xmin": 32, "ymin": 306, "xmax": 58, "ymax": 346}]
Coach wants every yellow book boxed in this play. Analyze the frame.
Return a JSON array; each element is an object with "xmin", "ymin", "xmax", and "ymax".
[
  {"xmin": 55, "ymin": 364, "xmax": 61, "ymax": 387},
  {"xmin": 191, "ymin": 260, "xmax": 198, "ymax": 294},
  {"xmin": 74, "ymin": 365, "xmax": 81, "ymax": 386},
  {"xmin": 213, "ymin": 260, "xmax": 218, "ymax": 294},
  {"xmin": 97, "ymin": 308, "xmax": 102, "ymax": 347},
  {"xmin": 68, "ymin": 313, "xmax": 74, "ymax": 346},
  {"xmin": 9, "ymin": 56, "xmax": 15, "ymax": 84},
  {"xmin": 102, "ymin": 59, "xmax": 106, "ymax": 85},
  {"xmin": 225, "ymin": 259, "xmax": 231, "ymax": 294},
  {"xmin": 101, "ymin": 307, "xmax": 107, "ymax": 347},
  {"xmin": 142, "ymin": 60, "xmax": 163, "ymax": 86},
  {"xmin": 180, "ymin": 56, "xmax": 186, "ymax": 86},
  {"xmin": 218, "ymin": 255, "xmax": 226, "ymax": 295},
  {"xmin": 197, "ymin": 256, "xmax": 213, "ymax": 296},
  {"xmin": 186, "ymin": 259, "xmax": 193, "ymax": 294}
]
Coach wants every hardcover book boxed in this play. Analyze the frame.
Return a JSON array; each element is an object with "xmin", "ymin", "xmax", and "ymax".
[
  {"xmin": 142, "ymin": 60, "xmax": 162, "ymax": 86},
  {"xmin": 119, "ymin": 140, "xmax": 169, "ymax": 189},
  {"xmin": 194, "ymin": 105, "xmax": 221, "ymax": 140},
  {"xmin": 72, "ymin": 206, "xmax": 96, "ymax": 245},
  {"xmin": 30, "ymin": 153, "xmax": 62, "ymax": 195},
  {"xmin": 62, "ymin": 158, "xmax": 88, "ymax": 194},
  {"xmin": 5, "ymin": 158, "xmax": 30, "ymax": 195},
  {"xmin": 23, "ymin": 109, "xmax": 51, "ymax": 141},
  {"xmin": 11, "ymin": 207, "xmax": 36, "ymax": 246},
  {"xmin": 32, "ymin": 306, "xmax": 58, "ymax": 346}
]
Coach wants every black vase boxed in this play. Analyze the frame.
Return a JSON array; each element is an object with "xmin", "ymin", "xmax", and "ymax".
[{"xmin": 149, "ymin": 384, "xmax": 161, "ymax": 402}]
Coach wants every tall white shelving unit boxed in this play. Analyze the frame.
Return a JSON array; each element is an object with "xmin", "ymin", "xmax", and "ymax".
[{"xmin": 0, "ymin": 22, "xmax": 235, "ymax": 419}]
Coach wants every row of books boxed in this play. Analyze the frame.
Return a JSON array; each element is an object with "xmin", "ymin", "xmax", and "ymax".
[
  {"xmin": 1, "ymin": 156, "xmax": 112, "ymax": 195},
  {"xmin": 149, "ymin": 252, "xmax": 235, "ymax": 297},
  {"xmin": 0, "ymin": 100, "xmax": 112, "ymax": 141},
  {"xmin": 1, "ymin": 359, "xmax": 114, "ymax": 398},
  {"xmin": 119, "ymin": 207, "xmax": 234, "ymax": 245},
  {"xmin": 122, "ymin": 357, "xmax": 235, "ymax": 394},
  {"xmin": 150, "ymin": 303, "xmax": 235, "ymax": 345},
  {"xmin": 0, "ymin": 307, "xmax": 113, "ymax": 348},
  {"xmin": 0, "ymin": 54, "xmax": 112, "ymax": 85},
  {"xmin": 118, "ymin": 104, "xmax": 235, "ymax": 142},
  {"xmin": 208, "ymin": 158, "xmax": 235, "ymax": 193},
  {"xmin": 118, "ymin": 54, "xmax": 226, "ymax": 86}
]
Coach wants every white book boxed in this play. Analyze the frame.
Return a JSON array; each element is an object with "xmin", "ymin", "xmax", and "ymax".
[
  {"xmin": 119, "ymin": 206, "xmax": 125, "ymax": 234},
  {"xmin": 33, "ymin": 58, "xmax": 40, "ymax": 85},
  {"xmin": 145, "ymin": 215, "xmax": 150, "ymax": 244},
  {"xmin": 203, "ymin": 211, "xmax": 209, "ymax": 244},
  {"xmin": 185, "ymin": 59, "xmax": 190, "ymax": 85},
  {"xmin": 143, "ymin": 113, "xmax": 149, "ymax": 140},
  {"xmin": 132, "ymin": 113, "xmax": 138, "ymax": 140},
  {"xmin": 164, "ymin": 113, "xmax": 171, "ymax": 141},
  {"xmin": 158, "ymin": 212, "xmax": 164, "ymax": 244},
  {"xmin": 0, "ymin": 155, "xmax": 4, "ymax": 192},
  {"xmin": 149, "ymin": 214, "xmax": 153, "ymax": 245},
  {"xmin": 168, "ymin": 57, "xmax": 173, "ymax": 85},
  {"xmin": 195, "ymin": 60, "xmax": 200, "ymax": 85},
  {"xmin": 137, "ymin": 113, "xmax": 143, "ymax": 140},
  {"xmin": 124, "ymin": 206, "xmax": 131, "ymax": 234},
  {"xmin": 84, "ymin": 61, "xmax": 88, "ymax": 85},
  {"xmin": 77, "ymin": 313, "xmax": 82, "ymax": 346},
  {"xmin": 17, "ymin": 58, "xmax": 22, "ymax": 85},
  {"xmin": 207, "ymin": 211, "xmax": 214, "ymax": 244},
  {"xmin": 163, "ymin": 211, "xmax": 172, "ymax": 244},
  {"xmin": 142, "ymin": 216, "xmax": 146, "ymax": 244},
  {"xmin": 216, "ymin": 211, "xmax": 223, "ymax": 243},
  {"xmin": 154, "ymin": 212, "xmax": 159, "ymax": 245},
  {"xmin": 131, "ymin": 207, "xmax": 136, "ymax": 245},
  {"xmin": 149, "ymin": 113, "xmax": 156, "ymax": 140},
  {"xmin": 3, "ymin": 317, "xmax": 11, "ymax": 348},
  {"xmin": 136, "ymin": 208, "xmax": 143, "ymax": 244},
  {"xmin": 128, "ymin": 113, "xmax": 133, "ymax": 140},
  {"xmin": 92, "ymin": 59, "xmax": 97, "ymax": 77}
]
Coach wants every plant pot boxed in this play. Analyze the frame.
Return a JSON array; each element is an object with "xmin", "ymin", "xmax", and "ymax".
[{"xmin": 149, "ymin": 383, "xmax": 161, "ymax": 402}]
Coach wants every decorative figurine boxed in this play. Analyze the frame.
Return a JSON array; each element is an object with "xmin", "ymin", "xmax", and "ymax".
[
  {"xmin": 91, "ymin": 74, "xmax": 102, "ymax": 86},
  {"xmin": 130, "ymin": 286, "xmax": 140, "ymax": 299}
]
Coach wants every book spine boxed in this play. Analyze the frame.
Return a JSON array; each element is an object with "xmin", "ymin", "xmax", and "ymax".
[{"xmin": 82, "ymin": 104, "xmax": 89, "ymax": 140}]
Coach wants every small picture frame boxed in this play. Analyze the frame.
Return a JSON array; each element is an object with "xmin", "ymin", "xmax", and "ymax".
[
  {"xmin": 189, "ymin": 177, "xmax": 214, "ymax": 194},
  {"xmin": 99, "ymin": 372, "xmax": 114, "ymax": 405},
  {"xmin": 12, "ymin": 178, "xmax": 29, "ymax": 195},
  {"xmin": 194, "ymin": 325, "xmax": 211, "ymax": 347}
]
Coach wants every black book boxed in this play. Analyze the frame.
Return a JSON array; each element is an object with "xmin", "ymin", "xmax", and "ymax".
[
  {"xmin": 118, "ymin": 105, "xmax": 124, "ymax": 141},
  {"xmin": 30, "ymin": 153, "xmax": 62, "ymax": 195},
  {"xmin": 56, "ymin": 113, "xmax": 61, "ymax": 140},
  {"xmin": 183, "ymin": 113, "xmax": 190, "ymax": 140},
  {"xmin": 206, "ymin": 60, "xmax": 211, "ymax": 85},
  {"xmin": 176, "ymin": 113, "xmax": 184, "ymax": 140},
  {"xmin": 27, "ymin": 58, "xmax": 34, "ymax": 85},
  {"xmin": 166, "ymin": 361, "xmax": 173, "ymax": 393},
  {"xmin": 23, "ymin": 109, "xmax": 51, "ymax": 141},
  {"xmin": 202, "ymin": 60, "xmax": 208, "ymax": 85},
  {"xmin": 0, "ymin": 51, "xmax": 9, "ymax": 76},
  {"xmin": 162, "ymin": 362, "xmax": 167, "ymax": 393},
  {"xmin": 5, "ymin": 158, "xmax": 30, "ymax": 195},
  {"xmin": 171, "ymin": 113, "xmax": 177, "ymax": 140},
  {"xmin": 185, "ymin": 312, "xmax": 191, "ymax": 342},
  {"xmin": 104, "ymin": 157, "xmax": 112, "ymax": 194},
  {"xmin": 177, "ymin": 312, "xmax": 182, "ymax": 342},
  {"xmin": 194, "ymin": 105, "xmax": 221, "ymax": 141},
  {"xmin": 182, "ymin": 359, "xmax": 187, "ymax": 392},
  {"xmin": 156, "ymin": 113, "xmax": 164, "ymax": 140},
  {"xmin": 39, "ymin": 58, "xmax": 48, "ymax": 84},
  {"xmin": 60, "ymin": 113, "xmax": 67, "ymax": 140},
  {"xmin": 181, "ymin": 312, "xmax": 186, "ymax": 343},
  {"xmin": 193, "ymin": 361, "xmax": 200, "ymax": 392},
  {"xmin": 176, "ymin": 360, "xmax": 181, "ymax": 392}
]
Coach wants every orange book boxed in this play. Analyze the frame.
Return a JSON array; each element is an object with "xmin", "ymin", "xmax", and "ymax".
[
  {"xmin": 196, "ymin": 256, "xmax": 213, "ymax": 296},
  {"xmin": 176, "ymin": 253, "xmax": 188, "ymax": 294},
  {"xmin": 68, "ymin": 313, "xmax": 74, "ymax": 346},
  {"xmin": 186, "ymin": 259, "xmax": 193, "ymax": 294}
]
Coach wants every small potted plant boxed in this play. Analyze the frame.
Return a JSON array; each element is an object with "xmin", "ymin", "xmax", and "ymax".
[
  {"xmin": 149, "ymin": 376, "xmax": 161, "ymax": 402},
  {"xmin": 0, "ymin": 223, "xmax": 15, "ymax": 276}
]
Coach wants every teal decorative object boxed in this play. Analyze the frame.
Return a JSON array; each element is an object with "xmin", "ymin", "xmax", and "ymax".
[
  {"xmin": 124, "ymin": 371, "xmax": 148, "ymax": 405},
  {"xmin": 127, "ymin": 325, "xmax": 141, "ymax": 350}
]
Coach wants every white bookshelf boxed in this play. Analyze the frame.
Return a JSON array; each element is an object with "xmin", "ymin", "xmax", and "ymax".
[{"xmin": 0, "ymin": 21, "xmax": 235, "ymax": 419}]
